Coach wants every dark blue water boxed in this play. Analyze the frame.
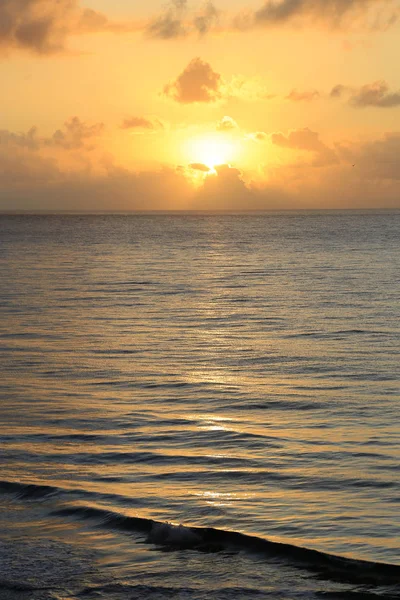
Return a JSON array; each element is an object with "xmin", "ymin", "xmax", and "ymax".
[{"xmin": 0, "ymin": 212, "xmax": 399, "ymax": 600}]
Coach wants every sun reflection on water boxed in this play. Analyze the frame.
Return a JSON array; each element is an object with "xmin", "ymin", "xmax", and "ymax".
[{"xmin": 193, "ymin": 490, "xmax": 255, "ymax": 508}]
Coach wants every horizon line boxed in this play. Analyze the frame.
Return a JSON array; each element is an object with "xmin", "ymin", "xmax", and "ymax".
[{"xmin": 1, "ymin": 208, "xmax": 400, "ymax": 216}]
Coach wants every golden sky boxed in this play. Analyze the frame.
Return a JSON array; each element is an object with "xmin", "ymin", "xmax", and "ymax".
[{"xmin": 1, "ymin": 0, "xmax": 400, "ymax": 210}]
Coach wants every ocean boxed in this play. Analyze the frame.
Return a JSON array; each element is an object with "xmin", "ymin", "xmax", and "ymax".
[{"xmin": 0, "ymin": 212, "xmax": 399, "ymax": 600}]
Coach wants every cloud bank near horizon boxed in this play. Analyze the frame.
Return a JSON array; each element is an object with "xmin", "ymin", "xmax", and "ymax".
[{"xmin": 1, "ymin": 118, "xmax": 400, "ymax": 211}]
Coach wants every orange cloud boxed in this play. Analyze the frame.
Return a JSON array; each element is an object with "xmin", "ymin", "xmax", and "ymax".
[
  {"xmin": 120, "ymin": 117, "xmax": 164, "ymax": 131},
  {"xmin": 2, "ymin": 120, "xmax": 400, "ymax": 211},
  {"xmin": 336, "ymin": 132, "xmax": 400, "ymax": 179},
  {"xmin": 286, "ymin": 89, "xmax": 320, "ymax": 102},
  {"xmin": 164, "ymin": 57, "xmax": 222, "ymax": 103},
  {"xmin": 0, "ymin": 127, "xmax": 39, "ymax": 150},
  {"xmin": 0, "ymin": 117, "xmax": 103, "ymax": 152},
  {"xmin": 50, "ymin": 117, "xmax": 104, "ymax": 150},
  {"xmin": 271, "ymin": 128, "xmax": 338, "ymax": 166}
]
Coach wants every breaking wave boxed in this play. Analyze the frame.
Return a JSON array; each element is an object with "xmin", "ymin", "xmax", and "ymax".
[{"xmin": 48, "ymin": 503, "xmax": 400, "ymax": 587}]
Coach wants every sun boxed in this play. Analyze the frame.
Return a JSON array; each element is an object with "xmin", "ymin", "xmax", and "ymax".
[{"xmin": 186, "ymin": 134, "xmax": 239, "ymax": 170}]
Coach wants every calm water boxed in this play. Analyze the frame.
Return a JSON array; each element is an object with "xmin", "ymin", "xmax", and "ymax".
[{"xmin": 0, "ymin": 212, "xmax": 399, "ymax": 600}]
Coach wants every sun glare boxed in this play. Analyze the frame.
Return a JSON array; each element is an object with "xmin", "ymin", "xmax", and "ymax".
[{"xmin": 186, "ymin": 134, "xmax": 239, "ymax": 170}]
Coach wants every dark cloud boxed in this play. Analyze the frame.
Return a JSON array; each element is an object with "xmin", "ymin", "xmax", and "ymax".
[
  {"xmin": 2, "ymin": 0, "xmax": 395, "ymax": 58},
  {"xmin": 216, "ymin": 116, "xmax": 238, "ymax": 131},
  {"xmin": 0, "ymin": 0, "xmax": 72, "ymax": 53},
  {"xmin": 147, "ymin": 0, "xmax": 188, "ymax": 39},
  {"xmin": 331, "ymin": 80, "xmax": 400, "ymax": 107},
  {"xmin": 120, "ymin": 117, "xmax": 164, "ymax": 130},
  {"xmin": 193, "ymin": 2, "xmax": 219, "ymax": 35},
  {"xmin": 189, "ymin": 163, "xmax": 211, "ymax": 172},
  {"xmin": 272, "ymin": 128, "xmax": 338, "ymax": 166},
  {"xmin": 147, "ymin": 0, "xmax": 219, "ymax": 39},
  {"xmin": 252, "ymin": 0, "xmax": 399, "ymax": 29},
  {"xmin": 286, "ymin": 89, "xmax": 320, "ymax": 102},
  {"xmin": 0, "ymin": 0, "xmax": 112, "ymax": 54},
  {"xmin": 330, "ymin": 84, "xmax": 347, "ymax": 98},
  {"xmin": 164, "ymin": 57, "xmax": 222, "ymax": 103}
]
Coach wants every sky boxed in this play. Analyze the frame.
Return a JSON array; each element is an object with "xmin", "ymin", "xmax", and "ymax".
[{"xmin": 1, "ymin": 0, "xmax": 400, "ymax": 211}]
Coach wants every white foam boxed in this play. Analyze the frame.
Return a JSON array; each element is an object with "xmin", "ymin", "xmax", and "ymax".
[{"xmin": 147, "ymin": 522, "xmax": 202, "ymax": 547}]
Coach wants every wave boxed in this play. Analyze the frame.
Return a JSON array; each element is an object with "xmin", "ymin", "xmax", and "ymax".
[
  {"xmin": 0, "ymin": 479, "xmax": 150, "ymax": 510},
  {"xmin": 2, "ymin": 479, "xmax": 399, "ymax": 587},
  {"xmin": 285, "ymin": 329, "xmax": 391, "ymax": 339},
  {"xmin": 0, "ymin": 479, "xmax": 59, "ymax": 500},
  {"xmin": 51, "ymin": 504, "xmax": 400, "ymax": 587}
]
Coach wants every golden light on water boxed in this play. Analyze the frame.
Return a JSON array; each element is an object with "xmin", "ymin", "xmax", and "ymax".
[{"xmin": 194, "ymin": 490, "xmax": 255, "ymax": 508}]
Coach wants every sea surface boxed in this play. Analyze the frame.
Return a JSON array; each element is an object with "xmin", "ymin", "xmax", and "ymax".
[{"xmin": 0, "ymin": 212, "xmax": 399, "ymax": 600}]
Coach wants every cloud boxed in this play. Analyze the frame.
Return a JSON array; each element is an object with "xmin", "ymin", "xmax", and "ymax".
[
  {"xmin": 0, "ymin": 127, "xmax": 39, "ymax": 150},
  {"xmin": 330, "ymin": 84, "xmax": 348, "ymax": 98},
  {"xmin": 2, "ymin": 0, "xmax": 395, "ymax": 58},
  {"xmin": 164, "ymin": 57, "xmax": 222, "ymax": 103},
  {"xmin": 189, "ymin": 163, "xmax": 211, "ymax": 172},
  {"xmin": 252, "ymin": 0, "xmax": 399, "ymax": 30},
  {"xmin": 247, "ymin": 131, "xmax": 268, "ymax": 142},
  {"xmin": 196, "ymin": 163, "xmax": 255, "ymax": 208},
  {"xmin": 0, "ymin": 144, "xmax": 58, "ymax": 187},
  {"xmin": 1, "ymin": 165, "xmax": 196, "ymax": 211},
  {"xmin": 0, "ymin": 0, "xmax": 114, "ymax": 54},
  {"xmin": 359, "ymin": 132, "xmax": 400, "ymax": 179},
  {"xmin": 164, "ymin": 61, "xmax": 272, "ymax": 104},
  {"xmin": 0, "ymin": 118, "xmax": 105, "ymax": 193},
  {"xmin": 332, "ymin": 80, "xmax": 400, "ymax": 108},
  {"xmin": 120, "ymin": 117, "xmax": 164, "ymax": 131},
  {"xmin": 193, "ymin": 2, "xmax": 219, "ymax": 35},
  {"xmin": 336, "ymin": 132, "xmax": 400, "ymax": 179},
  {"xmin": 0, "ymin": 121, "xmax": 191, "ymax": 209},
  {"xmin": 225, "ymin": 75, "xmax": 275, "ymax": 101},
  {"xmin": 77, "ymin": 8, "xmax": 112, "ymax": 32},
  {"xmin": 216, "ymin": 116, "xmax": 239, "ymax": 131},
  {"xmin": 2, "ymin": 120, "xmax": 400, "ymax": 211},
  {"xmin": 147, "ymin": 0, "xmax": 188, "ymax": 39},
  {"xmin": 272, "ymin": 127, "xmax": 323, "ymax": 150},
  {"xmin": 49, "ymin": 117, "xmax": 104, "ymax": 149},
  {"xmin": 0, "ymin": 0, "xmax": 75, "ymax": 53},
  {"xmin": 351, "ymin": 81, "xmax": 400, "ymax": 107},
  {"xmin": 286, "ymin": 89, "xmax": 320, "ymax": 102},
  {"xmin": 271, "ymin": 127, "xmax": 338, "ymax": 166},
  {"xmin": 0, "ymin": 118, "xmax": 103, "ymax": 153},
  {"xmin": 147, "ymin": 0, "xmax": 219, "ymax": 39}
]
